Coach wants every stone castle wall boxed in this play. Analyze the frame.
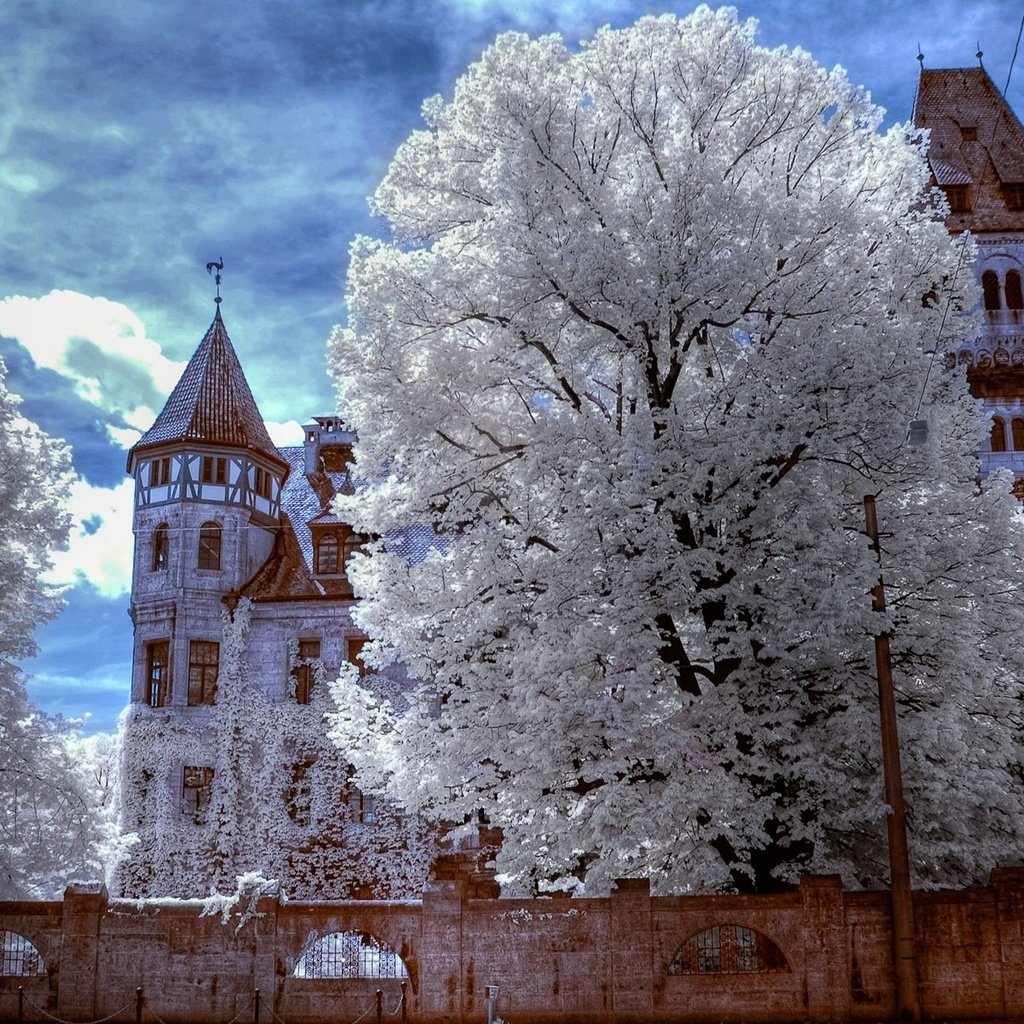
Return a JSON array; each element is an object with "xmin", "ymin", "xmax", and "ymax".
[{"xmin": 4, "ymin": 870, "xmax": 1024, "ymax": 1023}]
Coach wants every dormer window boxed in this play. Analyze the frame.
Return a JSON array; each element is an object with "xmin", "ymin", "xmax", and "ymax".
[
  {"xmin": 944, "ymin": 185, "xmax": 971, "ymax": 213},
  {"xmin": 1005, "ymin": 183, "xmax": 1024, "ymax": 210},
  {"xmin": 316, "ymin": 534, "xmax": 340, "ymax": 574}
]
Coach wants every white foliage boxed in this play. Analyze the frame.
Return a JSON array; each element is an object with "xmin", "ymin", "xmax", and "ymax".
[{"xmin": 327, "ymin": 9, "xmax": 1024, "ymax": 893}]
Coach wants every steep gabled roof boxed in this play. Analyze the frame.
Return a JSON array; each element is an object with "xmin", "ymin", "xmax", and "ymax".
[
  {"xmin": 128, "ymin": 307, "xmax": 284, "ymax": 469},
  {"xmin": 913, "ymin": 67, "xmax": 1024, "ymax": 231}
]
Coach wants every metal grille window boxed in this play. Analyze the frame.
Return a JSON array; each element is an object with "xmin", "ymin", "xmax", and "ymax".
[
  {"xmin": 188, "ymin": 640, "xmax": 219, "ymax": 705},
  {"xmin": 1, "ymin": 930, "xmax": 45, "ymax": 976},
  {"xmin": 198, "ymin": 521, "xmax": 222, "ymax": 570},
  {"xmin": 147, "ymin": 640, "xmax": 170, "ymax": 707},
  {"xmin": 668, "ymin": 924, "xmax": 789, "ymax": 975},
  {"xmin": 293, "ymin": 931, "xmax": 408, "ymax": 979}
]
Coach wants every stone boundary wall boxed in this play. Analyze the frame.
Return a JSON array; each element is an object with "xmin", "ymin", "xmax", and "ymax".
[{"xmin": 3, "ymin": 869, "xmax": 1024, "ymax": 1023}]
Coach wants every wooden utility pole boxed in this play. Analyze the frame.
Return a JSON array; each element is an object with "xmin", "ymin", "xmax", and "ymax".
[{"xmin": 863, "ymin": 495, "xmax": 921, "ymax": 1023}]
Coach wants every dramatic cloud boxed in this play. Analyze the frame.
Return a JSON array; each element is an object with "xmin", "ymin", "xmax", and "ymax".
[
  {"xmin": 0, "ymin": 291, "xmax": 184, "ymax": 437},
  {"xmin": 45, "ymin": 477, "xmax": 135, "ymax": 600}
]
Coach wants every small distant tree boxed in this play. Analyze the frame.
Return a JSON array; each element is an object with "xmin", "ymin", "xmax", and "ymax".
[
  {"xmin": 328, "ymin": 8, "xmax": 1024, "ymax": 894},
  {"xmin": 0, "ymin": 358, "xmax": 118, "ymax": 897}
]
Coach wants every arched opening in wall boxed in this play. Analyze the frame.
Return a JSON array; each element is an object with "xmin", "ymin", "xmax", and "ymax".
[
  {"xmin": 1007, "ymin": 270, "xmax": 1024, "ymax": 311},
  {"xmin": 294, "ymin": 931, "xmax": 409, "ymax": 979},
  {"xmin": 1012, "ymin": 419, "xmax": 1024, "ymax": 451},
  {"xmin": 1, "ymin": 930, "xmax": 46, "ymax": 976},
  {"xmin": 992, "ymin": 417, "xmax": 1008, "ymax": 453},
  {"xmin": 667, "ymin": 924, "xmax": 790, "ymax": 975},
  {"xmin": 983, "ymin": 270, "xmax": 1001, "ymax": 310},
  {"xmin": 198, "ymin": 521, "xmax": 222, "ymax": 571}
]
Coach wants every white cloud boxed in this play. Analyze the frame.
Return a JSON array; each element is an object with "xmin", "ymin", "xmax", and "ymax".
[
  {"xmin": 46, "ymin": 477, "xmax": 135, "ymax": 599},
  {"xmin": 0, "ymin": 290, "xmax": 185, "ymax": 430},
  {"xmin": 266, "ymin": 419, "xmax": 304, "ymax": 447}
]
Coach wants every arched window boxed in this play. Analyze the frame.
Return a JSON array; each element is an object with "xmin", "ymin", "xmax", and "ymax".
[
  {"xmin": 198, "ymin": 521, "xmax": 221, "ymax": 570},
  {"xmin": 316, "ymin": 534, "xmax": 339, "ymax": 574},
  {"xmin": 1013, "ymin": 419, "xmax": 1024, "ymax": 451},
  {"xmin": 992, "ymin": 417, "xmax": 1008, "ymax": 453},
  {"xmin": 343, "ymin": 532, "xmax": 364, "ymax": 572},
  {"xmin": 1, "ymin": 930, "xmax": 45, "ymax": 976},
  {"xmin": 1007, "ymin": 270, "xmax": 1024, "ymax": 310},
  {"xmin": 152, "ymin": 524, "xmax": 169, "ymax": 571},
  {"xmin": 668, "ymin": 925, "xmax": 789, "ymax": 975},
  {"xmin": 294, "ymin": 931, "xmax": 408, "ymax": 979},
  {"xmin": 982, "ymin": 269, "xmax": 1001, "ymax": 310}
]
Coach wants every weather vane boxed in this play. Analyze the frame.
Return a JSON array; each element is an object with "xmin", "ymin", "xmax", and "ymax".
[{"xmin": 206, "ymin": 258, "xmax": 224, "ymax": 305}]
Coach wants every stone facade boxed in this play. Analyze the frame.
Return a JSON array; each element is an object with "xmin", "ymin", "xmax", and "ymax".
[{"xmin": 5, "ymin": 871, "xmax": 1024, "ymax": 1023}]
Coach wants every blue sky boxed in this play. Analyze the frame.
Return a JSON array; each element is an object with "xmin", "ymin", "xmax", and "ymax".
[{"xmin": 3, "ymin": 0, "xmax": 1022, "ymax": 733}]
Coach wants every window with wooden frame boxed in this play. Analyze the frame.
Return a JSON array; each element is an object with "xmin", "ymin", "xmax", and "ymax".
[
  {"xmin": 1005, "ymin": 183, "xmax": 1024, "ymax": 210},
  {"xmin": 347, "ymin": 636, "xmax": 366, "ymax": 677},
  {"xmin": 315, "ymin": 533, "xmax": 339, "ymax": 574},
  {"xmin": 292, "ymin": 638, "xmax": 321, "ymax": 704},
  {"xmin": 146, "ymin": 640, "xmax": 170, "ymax": 707},
  {"xmin": 149, "ymin": 457, "xmax": 171, "ymax": 487},
  {"xmin": 181, "ymin": 766, "xmax": 214, "ymax": 820},
  {"xmin": 187, "ymin": 640, "xmax": 219, "ymax": 705},
  {"xmin": 198, "ymin": 521, "xmax": 221, "ymax": 570},
  {"xmin": 253, "ymin": 466, "xmax": 272, "ymax": 498},
  {"xmin": 944, "ymin": 185, "xmax": 970, "ymax": 213},
  {"xmin": 992, "ymin": 416, "xmax": 1008, "ymax": 453},
  {"xmin": 152, "ymin": 523, "xmax": 169, "ymax": 571},
  {"xmin": 201, "ymin": 455, "xmax": 227, "ymax": 484}
]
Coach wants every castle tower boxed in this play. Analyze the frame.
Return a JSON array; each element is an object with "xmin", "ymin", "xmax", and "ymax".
[
  {"xmin": 116, "ymin": 305, "xmax": 437, "ymax": 899},
  {"xmin": 914, "ymin": 65, "xmax": 1024, "ymax": 490}
]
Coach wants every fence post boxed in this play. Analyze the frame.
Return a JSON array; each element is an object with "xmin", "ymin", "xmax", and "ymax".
[
  {"xmin": 254, "ymin": 988, "xmax": 261, "ymax": 1024},
  {"xmin": 17, "ymin": 986, "xmax": 23, "ymax": 1024},
  {"xmin": 136, "ymin": 987, "xmax": 143, "ymax": 1024},
  {"xmin": 376, "ymin": 988, "xmax": 383, "ymax": 1024},
  {"xmin": 401, "ymin": 981, "xmax": 408, "ymax": 1024}
]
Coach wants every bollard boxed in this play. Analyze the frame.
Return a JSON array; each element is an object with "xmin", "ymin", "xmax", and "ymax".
[
  {"xmin": 17, "ymin": 986, "xmax": 24, "ymax": 1024},
  {"xmin": 376, "ymin": 988, "xmax": 383, "ymax": 1024},
  {"xmin": 136, "ymin": 988, "xmax": 143, "ymax": 1024},
  {"xmin": 254, "ymin": 988, "xmax": 261, "ymax": 1024},
  {"xmin": 400, "ymin": 981, "xmax": 407, "ymax": 1024}
]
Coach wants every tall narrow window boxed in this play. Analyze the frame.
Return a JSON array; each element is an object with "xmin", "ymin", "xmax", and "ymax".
[
  {"xmin": 944, "ymin": 185, "xmax": 970, "ymax": 212},
  {"xmin": 292, "ymin": 639, "xmax": 321, "ymax": 704},
  {"xmin": 188, "ymin": 640, "xmax": 219, "ymax": 705},
  {"xmin": 198, "ymin": 522, "xmax": 221, "ymax": 570},
  {"xmin": 983, "ymin": 270, "xmax": 1001, "ymax": 311},
  {"xmin": 254, "ymin": 466, "xmax": 272, "ymax": 498},
  {"xmin": 316, "ymin": 534, "xmax": 339, "ymax": 574},
  {"xmin": 1012, "ymin": 419, "xmax": 1024, "ymax": 451},
  {"xmin": 992, "ymin": 417, "xmax": 1008, "ymax": 453},
  {"xmin": 146, "ymin": 640, "xmax": 170, "ymax": 707},
  {"xmin": 1006, "ymin": 270, "xmax": 1024, "ymax": 310},
  {"xmin": 152, "ymin": 524, "xmax": 169, "ymax": 571},
  {"xmin": 181, "ymin": 766, "xmax": 214, "ymax": 820},
  {"xmin": 150, "ymin": 457, "xmax": 170, "ymax": 487}
]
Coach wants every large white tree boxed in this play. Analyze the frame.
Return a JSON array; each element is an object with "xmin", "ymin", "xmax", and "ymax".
[
  {"xmin": 0, "ymin": 358, "xmax": 120, "ymax": 898},
  {"xmin": 328, "ymin": 8, "xmax": 1024, "ymax": 894}
]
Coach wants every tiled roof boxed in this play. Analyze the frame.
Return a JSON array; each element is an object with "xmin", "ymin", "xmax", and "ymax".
[
  {"xmin": 128, "ymin": 308, "xmax": 284, "ymax": 469},
  {"xmin": 913, "ymin": 67, "xmax": 1024, "ymax": 231}
]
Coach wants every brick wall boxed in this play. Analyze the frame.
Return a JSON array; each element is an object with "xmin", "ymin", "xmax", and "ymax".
[{"xmin": 4, "ymin": 870, "xmax": 1024, "ymax": 1023}]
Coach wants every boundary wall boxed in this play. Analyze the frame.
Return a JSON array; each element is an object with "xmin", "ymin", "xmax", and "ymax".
[{"xmin": 4, "ymin": 869, "xmax": 1024, "ymax": 1023}]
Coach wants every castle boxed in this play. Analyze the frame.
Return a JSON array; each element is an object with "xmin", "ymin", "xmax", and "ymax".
[
  {"xmin": 110, "ymin": 63, "xmax": 1024, "ymax": 902},
  {"xmin": 114, "ymin": 303, "xmax": 440, "ymax": 898},
  {"xmin": 914, "ymin": 64, "xmax": 1024, "ymax": 488}
]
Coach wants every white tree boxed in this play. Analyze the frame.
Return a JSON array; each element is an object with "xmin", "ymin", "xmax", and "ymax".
[
  {"xmin": 0, "ymin": 358, "xmax": 122, "ymax": 897},
  {"xmin": 327, "ymin": 8, "xmax": 1024, "ymax": 894}
]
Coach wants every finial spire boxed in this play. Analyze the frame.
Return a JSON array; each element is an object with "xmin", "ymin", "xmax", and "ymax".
[
  {"xmin": 206, "ymin": 258, "xmax": 224, "ymax": 306},
  {"xmin": 917, "ymin": 44, "xmax": 924, "ymax": 69},
  {"xmin": 976, "ymin": 43, "xmax": 984, "ymax": 68}
]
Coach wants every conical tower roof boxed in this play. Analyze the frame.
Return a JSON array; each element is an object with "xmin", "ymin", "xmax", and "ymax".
[{"xmin": 128, "ymin": 307, "xmax": 285, "ymax": 470}]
